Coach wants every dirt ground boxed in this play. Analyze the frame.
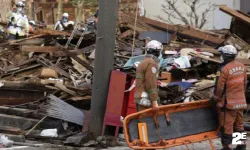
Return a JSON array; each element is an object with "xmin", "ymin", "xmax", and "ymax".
[{"xmin": 7, "ymin": 137, "xmax": 250, "ymax": 150}]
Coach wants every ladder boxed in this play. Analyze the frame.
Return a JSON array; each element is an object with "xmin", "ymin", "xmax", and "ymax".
[{"xmin": 64, "ymin": 22, "xmax": 88, "ymax": 50}]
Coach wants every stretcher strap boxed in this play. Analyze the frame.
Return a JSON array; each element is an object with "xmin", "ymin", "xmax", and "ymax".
[
  {"xmin": 207, "ymin": 136, "xmax": 216, "ymax": 150},
  {"xmin": 184, "ymin": 143, "xmax": 190, "ymax": 150}
]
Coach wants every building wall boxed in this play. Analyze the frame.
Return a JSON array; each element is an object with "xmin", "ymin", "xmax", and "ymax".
[
  {"xmin": 240, "ymin": 0, "xmax": 250, "ymax": 14},
  {"xmin": 143, "ymin": 0, "xmax": 240, "ymax": 30}
]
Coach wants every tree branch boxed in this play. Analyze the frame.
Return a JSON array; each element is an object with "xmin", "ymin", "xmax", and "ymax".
[
  {"xmin": 199, "ymin": 4, "xmax": 215, "ymax": 28},
  {"xmin": 164, "ymin": 0, "xmax": 190, "ymax": 25}
]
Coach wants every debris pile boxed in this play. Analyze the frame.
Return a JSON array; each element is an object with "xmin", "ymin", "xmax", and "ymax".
[{"xmin": 0, "ymin": 4, "xmax": 249, "ymax": 149}]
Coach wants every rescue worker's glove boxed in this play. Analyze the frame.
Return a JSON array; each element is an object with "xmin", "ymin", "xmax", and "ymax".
[
  {"xmin": 138, "ymin": 92, "xmax": 151, "ymax": 107},
  {"xmin": 152, "ymin": 101, "xmax": 159, "ymax": 108},
  {"xmin": 209, "ymin": 96, "xmax": 217, "ymax": 105}
]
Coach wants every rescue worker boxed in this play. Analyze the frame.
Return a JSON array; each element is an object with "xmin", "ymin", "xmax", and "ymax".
[
  {"xmin": 134, "ymin": 40, "xmax": 162, "ymax": 111},
  {"xmin": 7, "ymin": 1, "xmax": 29, "ymax": 40},
  {"xmin": 210, "ymin": 45, "xmax": 247, "ymax": 150},
  {"xmin": 54, "ymin": 13, "xmax": 74, "ymax": 31}
]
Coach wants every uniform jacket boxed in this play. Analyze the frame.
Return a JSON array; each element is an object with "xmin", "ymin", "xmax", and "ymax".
[
  {"xmin": 7, "ymin": 11, "xmax": 29, "ymax": 36},
  {"xmin": 134, "ymin": 56, "xmax": 159, "ymax": 104},
  {"xmin": 214, "ymin": 60, "xmax": 247, "ymax": 110},
  {"xmin": 54, "ymin": 20, "xmax": 73, "ymax": 31},
  {"xmin": 54, "ymin": 20, "xmax": 65, "ymax": 31}
]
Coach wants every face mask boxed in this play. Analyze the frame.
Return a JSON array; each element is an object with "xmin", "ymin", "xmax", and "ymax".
[
  {"xmin": 62, "ymin": 17, "xmax": 68, "ymax": 22},
  {"xmin": 17, "ymin": 8, "xmax": 22, "ymax": 12}
]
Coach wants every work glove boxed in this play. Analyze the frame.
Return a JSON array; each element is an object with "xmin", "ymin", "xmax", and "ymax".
[
  {"xmin": 139, "ymin": 97, "xmax": 151, "ymax": 107},
  {"xmin": 138, "ymin": 92, "xmax": 151, "ymax": 107},
  {"xmin": 209, "ymin": 96, "xmax": 217, "ymax": 105},
  {"xmin": 152, "ymin": 101, "xmax": 159, "ymax": 108}
]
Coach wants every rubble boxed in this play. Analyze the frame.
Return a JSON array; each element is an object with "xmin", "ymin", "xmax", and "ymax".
[{"xmin": 0, "ymin": 3, "xmax": 249, "ymax": 149}]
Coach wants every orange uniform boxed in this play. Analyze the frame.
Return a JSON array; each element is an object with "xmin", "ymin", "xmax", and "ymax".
[
  {"xmin": 213, "ymin": 60, "xmax": 247, "ymax": 147},
  {"xmin": 214, "ymin": 60, "xmax": 247, "ymax": 110}
]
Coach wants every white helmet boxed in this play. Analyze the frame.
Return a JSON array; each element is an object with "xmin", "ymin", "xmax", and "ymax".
[
  {"xmin": 146, "ymin": 40, "xmax": 163, "ymax": 51},
  {"xmin": 62, "ymin": 13, "xmax": 69, "ymax": 18},
  {"xmin": 16, "ymin": 1, "xmax": 24, "ymax": 7},
  {"xmin": 218, "ymin": 45, "xmax": 237, "ymax": 62},
  {"xmin": 145, "ymin": 40, "xmax": 163, "ymax": 57},
  {"xmin": 218, "ymin": 45, "xmax": 237, "ymax": 55}
]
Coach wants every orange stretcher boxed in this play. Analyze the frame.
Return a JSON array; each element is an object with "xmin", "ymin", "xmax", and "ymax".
[{"xmin": 123, "ymin": 100, "xmax": 219, "ymax": 149}]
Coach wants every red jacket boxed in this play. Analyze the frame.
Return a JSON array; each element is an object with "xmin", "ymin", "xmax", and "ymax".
[{"xmin": 214, "ymin": 60, "xmax": 247, "ymax": 110}]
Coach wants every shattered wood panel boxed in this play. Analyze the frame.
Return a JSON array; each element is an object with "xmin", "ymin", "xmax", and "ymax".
[
  {"xmin": 22, "ymin": 46, "xmax": 58, "ymax": 52},
  {"xmin": 60, "ymin": 47, "xmax": 94, "ymax": 73},
  {"xmin": 224, "ymin": 34, "xmax": 250, "ymax": 52},
  {"xmin": 220, "ymin": 5, "xmax": 250, "ymax": 25},
  {"xmin": 132, "ymin": 15, "xmax": 224, "ymax": 46},
  {"xmin": 230, "ymin": 19, "xmax": 250, "ymax": 44}
]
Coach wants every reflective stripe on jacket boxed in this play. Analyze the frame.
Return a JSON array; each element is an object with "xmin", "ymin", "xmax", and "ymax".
[
  {"xmin": 134, "ymin": 56, "xmax": 159, "ymax": 104},
  {"xmin": 214, "ymin": 60, "xmax": 247, "ymax": 110}
]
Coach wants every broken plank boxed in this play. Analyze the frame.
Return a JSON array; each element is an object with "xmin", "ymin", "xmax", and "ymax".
[
  {"xmin": 9, "ymin": 34, "xmax": 44, "ymax": 45},
  {"xmin": 2, "ymin": 64, "xmax": 42, "ymax": 77},
  {"xmin": 0, "ymin": 113, "xmax": 39, "ymax": 129},
  {"xmin": 220, "ymin": 5, "xmax": 250, "ymax": 25},
  {"xmin": 4, "ymin": 134, "xmax": 25, "ymax": 142},
  {"xmin": 189, "ymin": 52, "xmax": 221, "ymax": 63},
  {"xmin": 0, "ymin": 125, "xmax": 23, "ymax": 135},
  {"xmin": 199, "ymin": 48, "xmax": 220, "ymax": 55},
  {"xmin": 5, "ymin": 57, "xmax": 38, "ymax": 73},
  {"xmin": 0, "ymin": 106, "xmax": 43, "ymax": 119},
  {"xmin": 11, "ymin": 38, "xmax": 45, "ymax": 46},
  {"xmin": 134, "ymin": 15, "xmax": 224, "ymax": 46},
  {"xmin": 119, "ymin": 30, "xmax": 133, "ymax": 39},
  {"xmin": 22, "ymin": 46, "xmax": 58, "ymax": 53},
  {"xmin": 70, "ymin": 96, "xmax": 92, "ymax": 101},
  {"xmin": 34, "ymin": 29, "xmax": 71, "ymax": 36},
  {"xmin": 59, "ymin": 47, "xmax": 94, "ymax": 73},
  {"xmin": 37, "ymin": 56, "xmax": 71, "ymax": 78}
]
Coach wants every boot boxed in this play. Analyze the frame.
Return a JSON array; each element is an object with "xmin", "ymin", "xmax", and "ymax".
[{"xmin": 233, "ymin": 145, "xmax": 246, "ymax": 150}]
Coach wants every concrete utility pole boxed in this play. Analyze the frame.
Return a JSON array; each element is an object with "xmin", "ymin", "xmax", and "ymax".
[{"xmin": 90, "ymin": 0, "xmax": 119, "ymax": 137}]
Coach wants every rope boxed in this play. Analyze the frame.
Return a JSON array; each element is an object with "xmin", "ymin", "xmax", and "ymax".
[
  {"xmin": 207, "ymin": 136, "xmax": 216, "ymax": 150},
  {"xmin": 132, "ymin": 1, "xmax": 139, "ymax": 57}
]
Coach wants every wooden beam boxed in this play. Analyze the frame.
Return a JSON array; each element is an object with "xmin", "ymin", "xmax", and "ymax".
[
  {"xmin": 22, "ymin": 46, "xmax": 58, "ymax": 52},
  {"xmin": 134, "ymin": 15, "xmax": 224, "ymax": 46},
  {"xmin": 11, "ymin": 38, "xmax": 45, "ymax": 46},
  {"xmin": 219, "ymin": 5, "xmax": 250, "ymax": 25},
  {"xmin": 33, "ymin": 29, "xmax": 71, "ymax": 36},
  {"xmin": 189, "ymin": 52, "xmax": 222, "ymax": 64},
  {"xmin": 60, "ymin": 47, "xmax": 94, "ymax": 73}
]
